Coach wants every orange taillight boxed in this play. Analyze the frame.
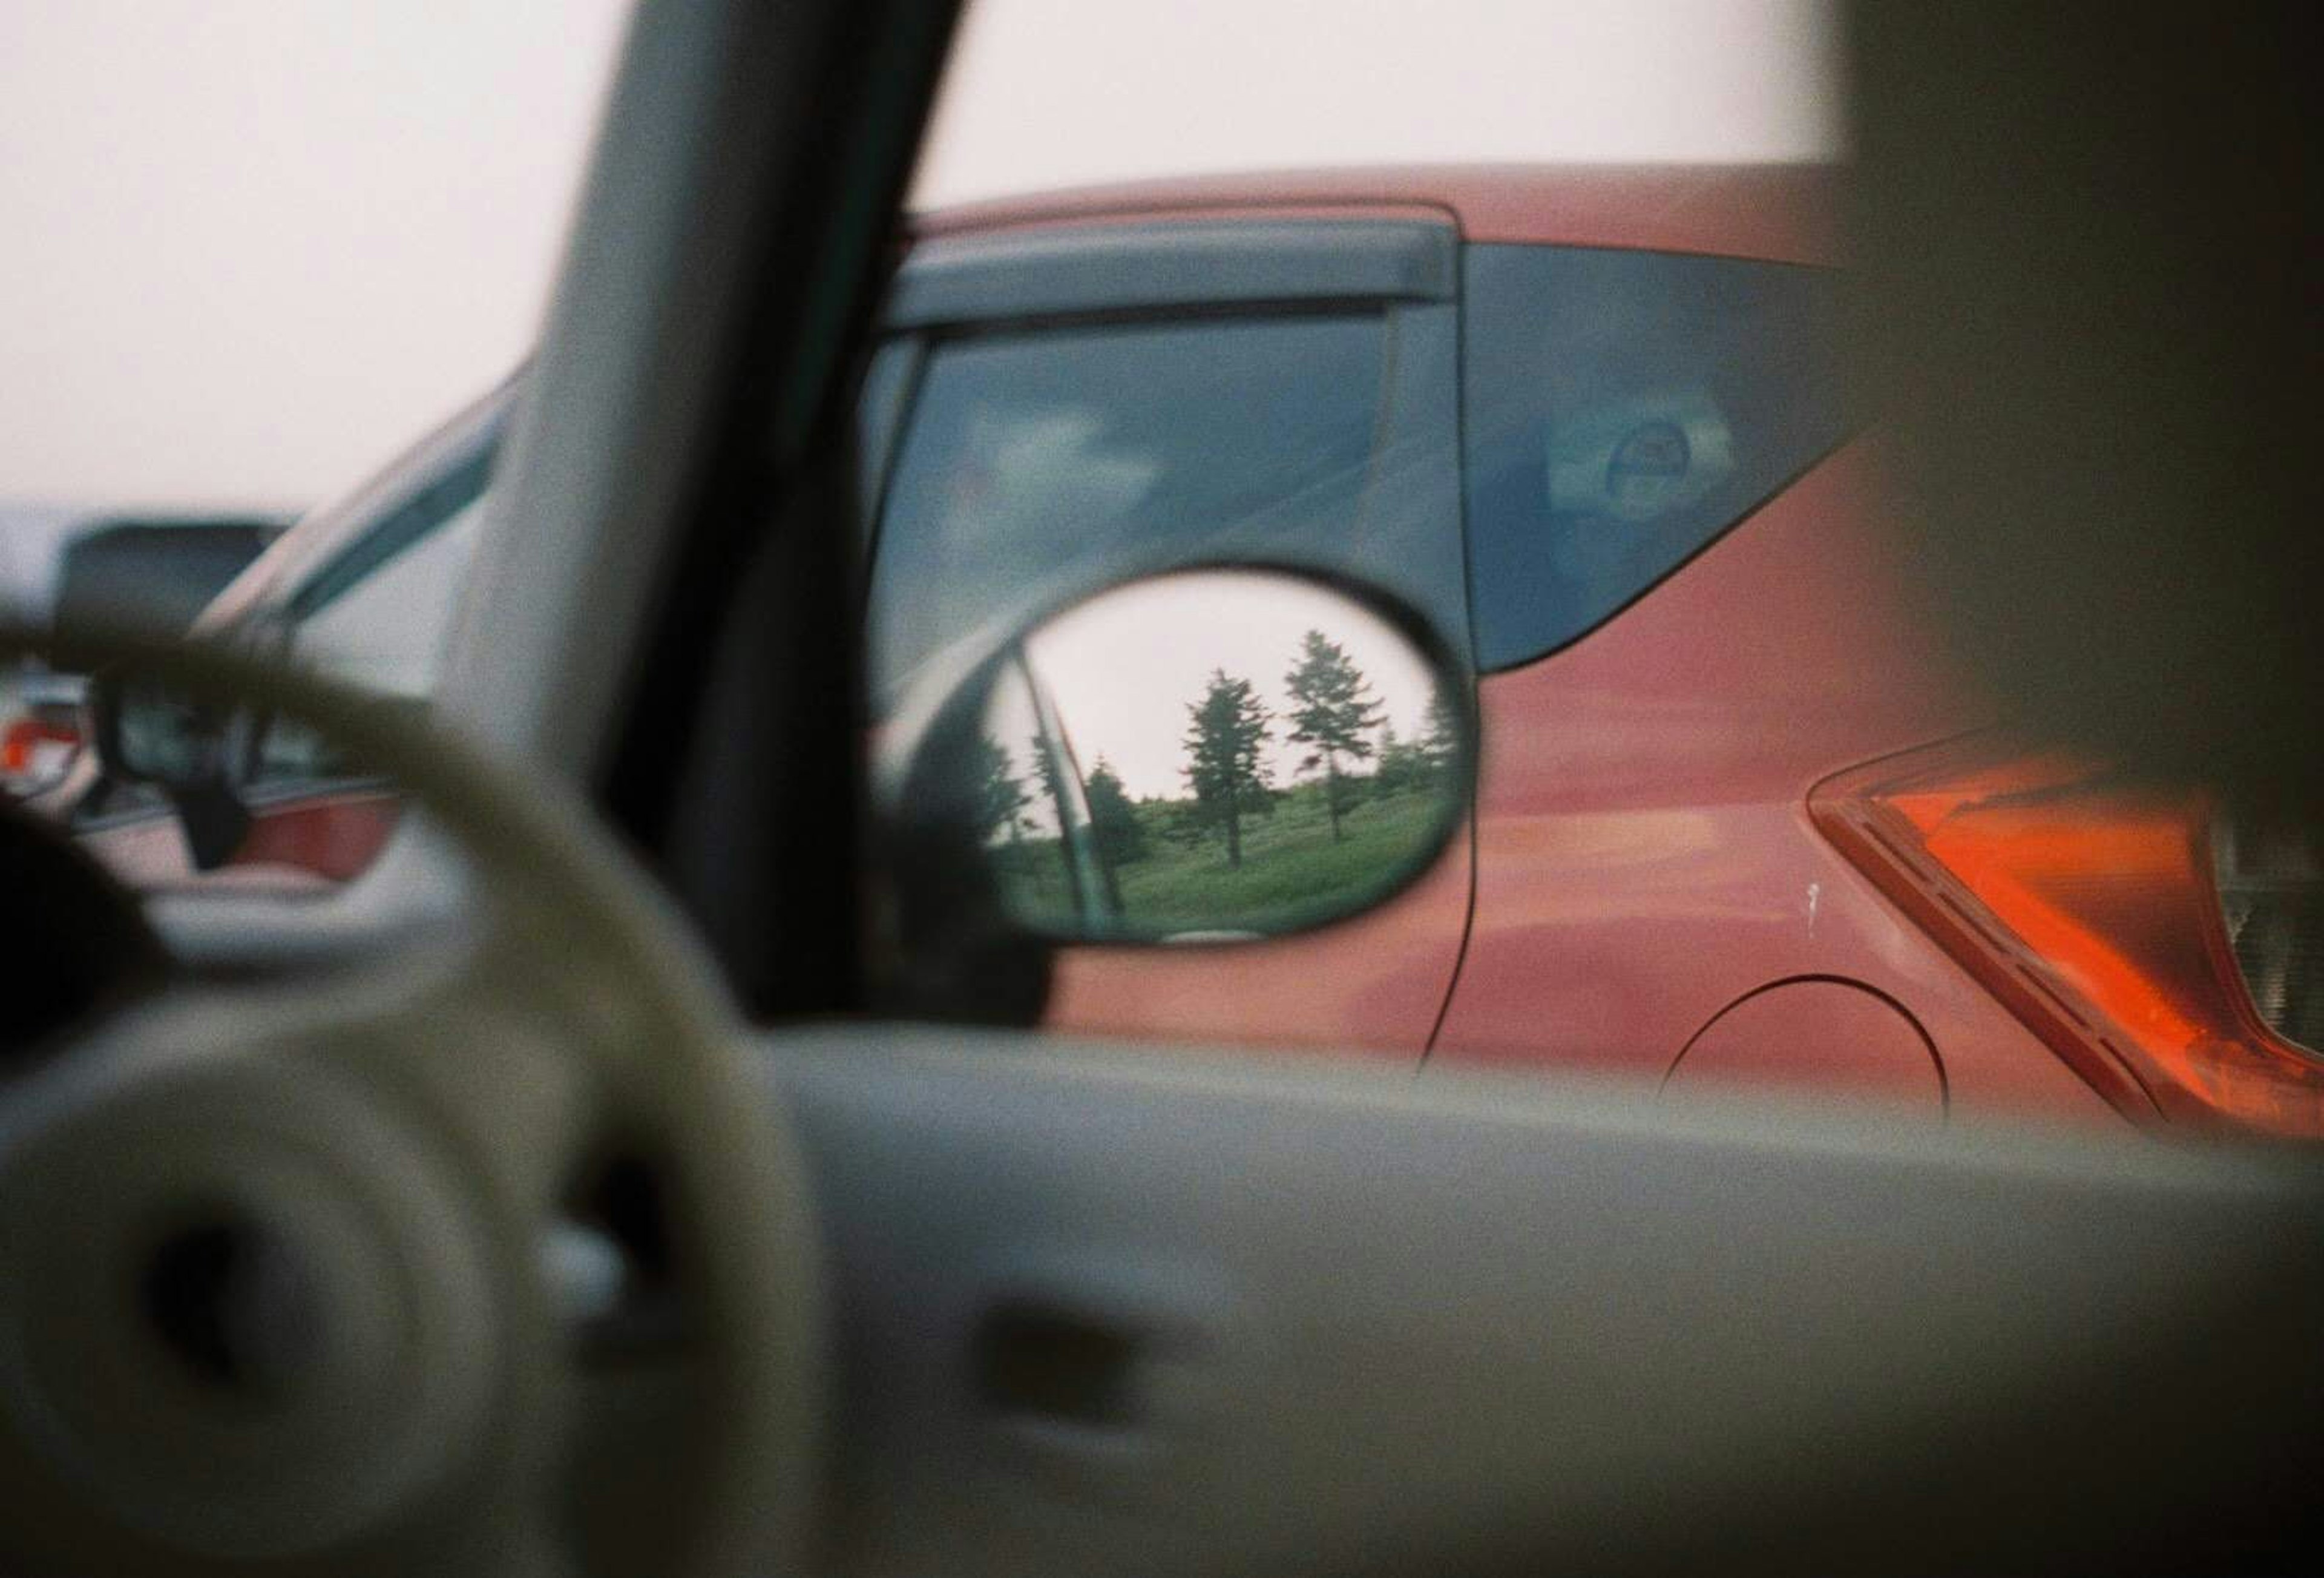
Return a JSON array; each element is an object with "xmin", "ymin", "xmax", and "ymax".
[{"xmin": 1813, "ymin": 742, "xmax": 2324, "ymax": 1138}]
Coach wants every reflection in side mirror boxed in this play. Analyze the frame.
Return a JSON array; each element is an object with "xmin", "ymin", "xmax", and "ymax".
[
  {"xmin": 961, "ymin": 568, "xmax": 1471, "ymax": 945},
  {"xmin": 101, "ymin": 669, "xmax": 234, "ymax": 789}
]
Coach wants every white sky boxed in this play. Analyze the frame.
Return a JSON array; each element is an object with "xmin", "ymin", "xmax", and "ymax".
[
  {"xmin": 0, "ymin": 1, "xmax": 632, "ymax": 513},
  {"xmin": 0, "ymin": 1, "xmax": 1836, "ymax": 514},
  {"xmin": 916, "ymin": 0, "xmax": 1838, "ymax": 207}
]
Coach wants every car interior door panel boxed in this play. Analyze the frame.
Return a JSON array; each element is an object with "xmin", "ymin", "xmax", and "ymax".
[{"xmin": 778, "ymin": 1025, "xmax": 2324, "ymax": 1578}]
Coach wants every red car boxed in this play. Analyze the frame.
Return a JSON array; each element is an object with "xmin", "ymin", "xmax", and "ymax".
[{"xmin": 64, "ymin": 166, "xmax": 2323, "ymax": 1140}]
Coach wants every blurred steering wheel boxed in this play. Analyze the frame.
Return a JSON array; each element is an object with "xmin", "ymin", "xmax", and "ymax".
[{"xmin": 0, "ymin": 627, "xmax": 821, "ymax": 1577}]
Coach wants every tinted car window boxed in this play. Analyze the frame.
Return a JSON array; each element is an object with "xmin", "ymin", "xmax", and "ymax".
[
  {"xmin": 867, "ymin": 314, "xmax": 1392, "ymax": 697},
  {"xmin": 1462, "ymin": 246, "xmax": 1847, "ymax": 671}
]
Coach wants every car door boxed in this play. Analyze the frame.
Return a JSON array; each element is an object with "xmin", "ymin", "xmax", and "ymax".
[{"xmin": 860, "ymin": 215, "xmax": 1475, "ymax": 1055}]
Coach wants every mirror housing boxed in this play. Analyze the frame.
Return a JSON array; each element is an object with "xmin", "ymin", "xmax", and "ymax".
[
  {"xmin": 48, "ymin": 519, "xmax": 279, "ymax": 671},
  {"xmin": 879, "ymin": 566, "xmax": 1473, "ymax": 966}
]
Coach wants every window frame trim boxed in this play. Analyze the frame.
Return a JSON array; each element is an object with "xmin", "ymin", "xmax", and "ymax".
[{"xmin": 882, "ymin": 218, "xmax": 1458, "ymax": 332}]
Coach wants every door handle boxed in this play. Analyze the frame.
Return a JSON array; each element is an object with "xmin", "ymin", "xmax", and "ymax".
[{"xmin": 974, "ymin": 1300, "xmax": 1151, "ymax": 1434}]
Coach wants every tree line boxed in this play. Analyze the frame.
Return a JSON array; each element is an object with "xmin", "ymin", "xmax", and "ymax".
[
  {"xmin": 977, "ymin": 628, "xmax": 1455, "ymax": 878},
  {"xmin": 1179, "ymin": 630, "xmax": 1455, "ymax": 866}
]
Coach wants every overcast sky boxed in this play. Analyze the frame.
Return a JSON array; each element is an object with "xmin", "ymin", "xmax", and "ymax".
[
  {"xmin": 0, "ymin": 1, "xmax": 633, "ymax": 514},
  {"xmin": 916, "ymin": 0, "xmax": 1837, "ymax": 206},
  {"xmin": 1016, "ymin": 571, "xmax": 1441, "ymax": 803},
  {"xmin": 0, "ymin": 1, "xmax": 1836, "ymax": 514}
]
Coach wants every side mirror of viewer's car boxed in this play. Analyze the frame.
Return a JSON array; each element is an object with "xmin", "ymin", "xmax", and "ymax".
[
  {"xmin": 88, "ymin": 664, "xmax": 254, "ymax": 869},
  {"xmin": 878, "ymin": 567, "xmax": 1473, "ymax": 978}
]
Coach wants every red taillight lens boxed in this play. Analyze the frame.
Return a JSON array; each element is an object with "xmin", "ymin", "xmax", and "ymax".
[{"xmin": 1812, "ymin": 740, "xmax": 2324, "ymax": 1138}]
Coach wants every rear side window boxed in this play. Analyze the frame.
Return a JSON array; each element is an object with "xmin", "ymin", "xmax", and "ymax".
[
  {"xmin": 1462, "ymin": 246, "xmax": 1846, "ymax": 671},
  {"xmin": 868, "ymin": 314, "xmax": 1394, "ymax": 699}
]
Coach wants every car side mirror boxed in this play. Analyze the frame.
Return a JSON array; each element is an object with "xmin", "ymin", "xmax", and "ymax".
[
  {"xmin": 88, "ymin": 666, "xmax": 252, "ymax": 868},
  {"xmin": 883, "ymin": 567, "xmax": 1474, "ymax": 956}
]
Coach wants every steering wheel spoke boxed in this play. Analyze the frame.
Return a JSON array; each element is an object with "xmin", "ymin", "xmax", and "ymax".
[
  {"xmin": 327, "ymin": 933, "xmax": 612, "ymax": 1221},
  {"xmin": 0, "ymin": 625, "xmax": 818, "ymax": 1577}
]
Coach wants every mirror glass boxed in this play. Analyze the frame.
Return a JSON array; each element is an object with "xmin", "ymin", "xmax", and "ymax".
[
  {"xmin": 974, "ymin": 568, "xmax": 1468, "ymax": 943},
  {"xmin": 108, "ymin": 669, "xmax": 233, "ymax": 789}
]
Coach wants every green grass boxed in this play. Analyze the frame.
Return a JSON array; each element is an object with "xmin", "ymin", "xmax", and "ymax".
[{"xmin": 992, "ymin": 780, "xmax": 1452, "ymax": 939}]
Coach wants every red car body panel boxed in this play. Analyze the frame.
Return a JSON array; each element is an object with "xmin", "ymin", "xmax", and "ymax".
[
  {"xmin": 1425, "ymin": 442, "xmax": 2115, "ymax": 1123},
  {"xmin": 931, "ymin": 168, "xmax": 2127, "ymax": 1124},
  {"xmin": 1665, "ymin": 978, "xmax": 1945, "ymax": 1108},
  {"xmin": 234, "ymin": 791, "xmax": 402, "ymax": 884},
  {"xmin": 82, "ymin": 789, "xmax": 400, "ymax": 895},
  {"xmin": 75, "ymin": 168, "xmax": 2152, "ymax": 1127},
  {"xmin": 913, "ymin": 164, "xmax": 1837, "ymax": 265}
]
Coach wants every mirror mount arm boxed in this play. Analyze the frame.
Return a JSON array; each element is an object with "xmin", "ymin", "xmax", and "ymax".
[
  {"xmin": 872, "ymin": 654, "xmax": 1056, "ymax": 1027},
  {"xmin": 168, "ymin": 779, "xmax": 253, "ymax": 872}
]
